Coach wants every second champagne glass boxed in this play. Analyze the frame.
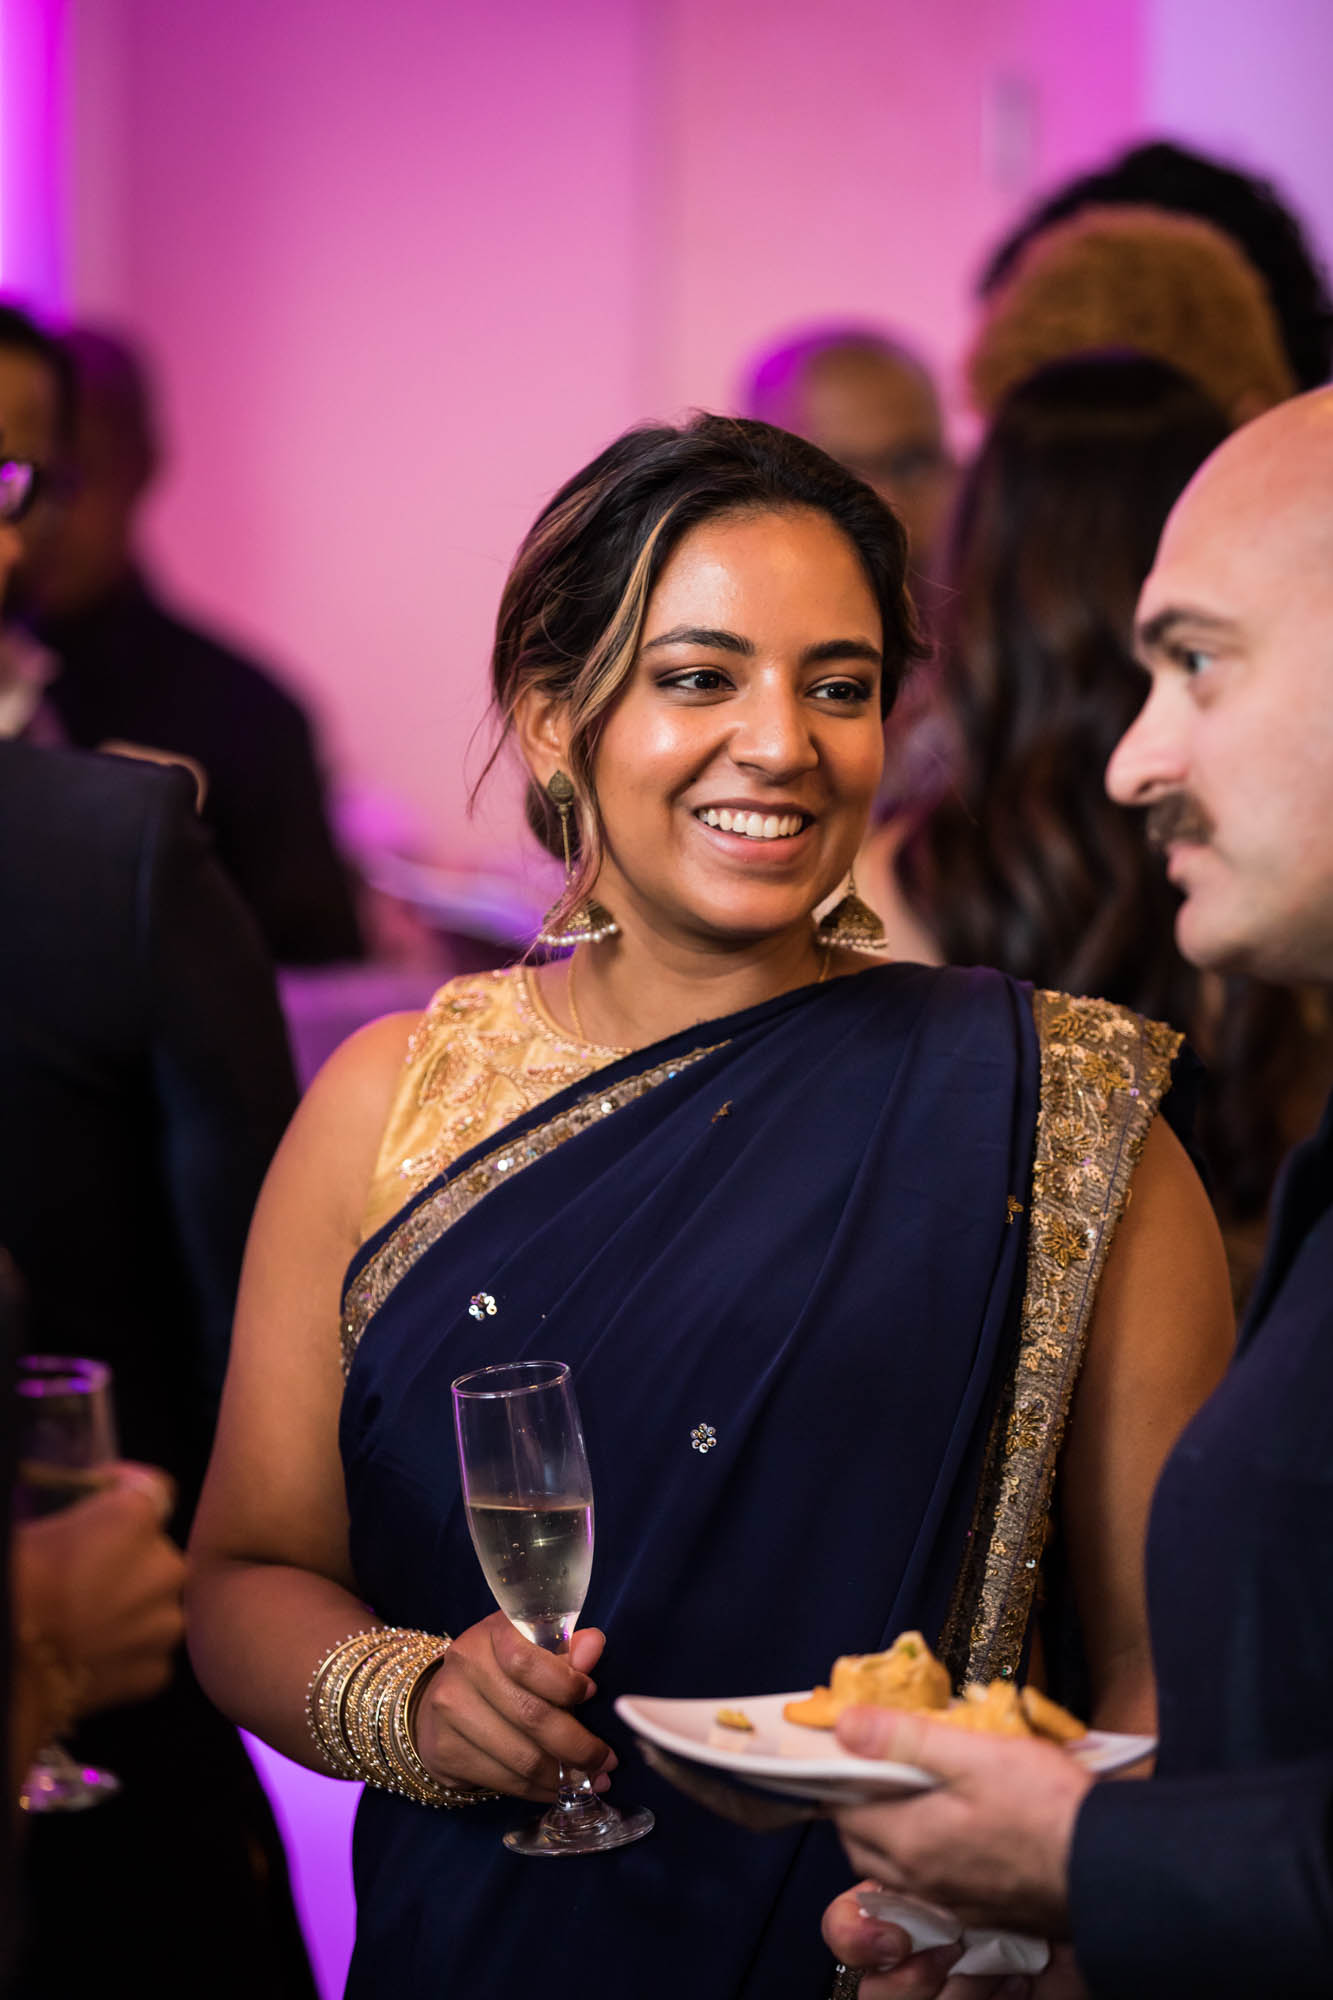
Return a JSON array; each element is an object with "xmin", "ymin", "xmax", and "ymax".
[
  {"xmin": 14, "ymin": 1354, "xmax": 122, "ymax": 1812},
  {"xmin": 452, "ymin": 1359, "xmax": 653, "ymax": 1856}
]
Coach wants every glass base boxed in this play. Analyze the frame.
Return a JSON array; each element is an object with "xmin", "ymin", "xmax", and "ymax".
[
  {"xmin": 20, "ymin": 1744, "xmax": 121, "ymax": 1814},
  {"xmin": 504, "ymin": 1800, "xmax": 654, "ymax": 1857}
]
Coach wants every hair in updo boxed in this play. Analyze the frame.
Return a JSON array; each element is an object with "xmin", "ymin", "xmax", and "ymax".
[{"xmin": 483, "ymin": 412, "xmax": 927, "ymax": 935}]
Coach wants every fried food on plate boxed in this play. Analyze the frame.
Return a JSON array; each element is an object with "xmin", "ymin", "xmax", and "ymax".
[
  {"xmin": 782, "ymin": 1631, "xmax": 949, "ymax": 1729},
  {"xmin": 783, "ymin": 1632, "xmax": 1087, "ymax": 1742},
  {"xmin": 782, "ymin": 1686, "xmax": 841, "ymax": 1728},
  {"xmin": 932, "ymin": 1680, "xmax": 1029, "ymax": 1737},
  {"xmin": 1019, "ymin": 1684, "xmax": 1087, "ymax": 1743}
]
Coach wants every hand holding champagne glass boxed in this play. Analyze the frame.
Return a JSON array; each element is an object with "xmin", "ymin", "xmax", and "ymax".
[
  {"xmin": 14, "ymin": 1355, "xmax": 122, "ymax": 1811},
  {"xmin": 452, "ymin": 1359, "xmax": 653, "ymax": 1855}
]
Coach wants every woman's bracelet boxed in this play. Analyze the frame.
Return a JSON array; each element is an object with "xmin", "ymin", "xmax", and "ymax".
[{"xmin": 305, "ymin": 1625, "xmax": 498, "ymax": 1807}]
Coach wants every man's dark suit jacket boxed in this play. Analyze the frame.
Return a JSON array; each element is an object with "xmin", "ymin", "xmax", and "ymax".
[
  {"xmin": 0, "ymin": 741, "xmax": 315, "ymax": 1997},
  {"xmin": 1071, "ymin": 1088, "xmax": 1333, "ymax": 1995},
  {"xmin": 40, "ymin": 570, "xmax": 363, "ymax": 966}
]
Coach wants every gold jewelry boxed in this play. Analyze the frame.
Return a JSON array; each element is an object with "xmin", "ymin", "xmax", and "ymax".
[
  {"xmin": 520, "ymin": 962, "xmax": 629, "ymax": 1056},
  {"xmin": 566, "ymin": 956, "xmax": 589, "ymax": 1043},
  {"xmin": 566, "ymin": 951, "xmax": 634, "ymax": 1051},
  {"xmin": 307, "ymin": 1626, "xmax": 497, "ymax": 1807},
  {"xmin": 537, "ymin": 771, "xmax": 619, "ymax": 948},
  {"xmin": 815, "ymin": 871, "xmax": 889, "ymax": 955}
]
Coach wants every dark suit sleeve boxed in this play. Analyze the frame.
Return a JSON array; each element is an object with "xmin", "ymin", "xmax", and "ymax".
[
  {"xmin": 1071, "ymin": 1756, "xmax": 1333, "ymax": 1996},
  {"xmin": 137, "ymin": 771, "xmax": 300, "ymax": 1412}
]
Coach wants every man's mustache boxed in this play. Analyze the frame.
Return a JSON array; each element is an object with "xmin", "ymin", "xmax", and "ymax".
[{"xmin": 1145, "ymin": 795, "xmax": 1215, "ymax": 851}]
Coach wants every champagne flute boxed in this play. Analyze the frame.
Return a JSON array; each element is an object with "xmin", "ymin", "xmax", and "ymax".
[
  {"xmin": 14, "ymin": 1354, "xmax": 122, "ymax": 1812},
  {"xmin": 452, "ymin": 1359, "xmax": 653, "ymax": 1856}
]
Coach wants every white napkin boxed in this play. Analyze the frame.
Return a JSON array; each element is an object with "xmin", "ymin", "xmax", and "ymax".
[{"xmin": 856, "ymin": 1887, "xmax": 1051, "ymax": 1977}]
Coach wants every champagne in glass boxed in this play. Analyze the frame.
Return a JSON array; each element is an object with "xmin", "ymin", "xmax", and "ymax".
[
  {"xmin": 14, "ymin": 1355, "xmax": 122, "ymax": 1812},
  {"xmin": 452, "ymin": 1360, "xmax": 653, "ymax": 1856},
  {"xmin": 463, "ymin": 1495, "xmax": 593, "ymax": 1652}
]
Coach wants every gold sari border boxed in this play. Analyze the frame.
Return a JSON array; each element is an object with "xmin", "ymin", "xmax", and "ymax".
[
  {"xmin": 340, "ymin": 1042, "xmax": 723, "ymax": 1375},
  {"xmin": 938, "ymin": 991, "xmax": 1182, "ymax": 1685}
]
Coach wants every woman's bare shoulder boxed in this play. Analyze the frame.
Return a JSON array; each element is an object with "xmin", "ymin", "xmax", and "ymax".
[
  {"xmin": 301, "ymin": 1007, "xmax": 422, "ymax": 1132},
  {"xmin": 263, "ymin": 1010, "xmax": 424, "ymax": 1240}
]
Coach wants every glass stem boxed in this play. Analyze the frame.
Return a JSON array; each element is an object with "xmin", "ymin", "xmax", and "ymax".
[
  {"xmin": 530, "ymin": 1621, "xmax": 613, "ymax": 1832},
  {"xmin": 551, "ymin": 1763, "xmax": 613, "ymax": 1837}
]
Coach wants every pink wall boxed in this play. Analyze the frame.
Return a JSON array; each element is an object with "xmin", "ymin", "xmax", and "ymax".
[
  {"xmin": 63, "ymin": 0, "xmax": 1151, "ymax": 875},
  {"xmin": 1147, "ymin": 0, "xmax": 1333, "ymax": 295},
  {"xmin": 666, "ymin": 0, "xmax": 1144, "ymax": 420}
]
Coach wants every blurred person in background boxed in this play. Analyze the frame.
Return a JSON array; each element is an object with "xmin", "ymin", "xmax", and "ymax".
[
  {"xmin": 745, "ymin": 325, "xmax": 956, "ymax": 823},
  {"xmin": 744, "ymin": 325, "xmax": 955, "ymax": 588},
  {"xmin": 0, "ymin": 731, "xmax": 318, "ymax": 2000},
  {"xmin": 16, "ymin": 322, "xmax": 363, "ymax": 967},
  {"xmin": 862, "ymin": 353, "xmax": 1333, "ymax": 1307},
  {"xmin": 0, "ymin": 306, "xmax": 75, "ymax": 750},
  {"xmin": 980, "ymin": 136, "xmax": 1333, "ymax": 394},
  {"xmin": 967, "ymin": 206, "xmax": 1296, "ymax": 427},
  {"xmin": 0, "ymin": 415, "xmax": 314, "ymax": 1994},
  {"xmin": 0, "ymin": 1255, "xmax": 186, "ymax": 1983}
]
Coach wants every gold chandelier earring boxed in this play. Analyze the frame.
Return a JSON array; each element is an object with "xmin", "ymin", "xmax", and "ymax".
[
  {"xmin": 816, "ymin": 870, "xmax": 889, "ymax": 955},
  {"xmin": 536, "ymin": 771, "xmax": 619, "ymax": 948}
]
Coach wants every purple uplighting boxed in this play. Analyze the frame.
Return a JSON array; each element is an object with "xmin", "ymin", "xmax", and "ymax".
[{"xmin": 0, "ymin": 0, "xmax": 68, "ymax": 307}]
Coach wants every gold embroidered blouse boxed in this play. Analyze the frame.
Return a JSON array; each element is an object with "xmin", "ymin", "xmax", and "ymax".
[{"xmin": 360, "ymin": 967, "xmax": 626, "ymax": 1242}]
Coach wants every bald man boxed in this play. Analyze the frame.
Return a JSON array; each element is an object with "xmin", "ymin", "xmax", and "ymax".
[
  {"xmin": 744, "ymin": 329, "xmax": 954, "ymax": 579},
  {"xmin": 822, "ymin": 388, "xmax": 1333, "ymax": 1998}
]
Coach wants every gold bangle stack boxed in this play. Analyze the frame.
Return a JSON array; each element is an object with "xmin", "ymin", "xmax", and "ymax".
[{"xmin": 306, "ymin": 1625, "xmax": 497, "ymax": 1808}]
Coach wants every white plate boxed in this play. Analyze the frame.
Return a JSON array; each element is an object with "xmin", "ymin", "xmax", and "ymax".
[{"xmin": 615, "ymin": 1690, "xmax": 1156, "ymax": 1805}]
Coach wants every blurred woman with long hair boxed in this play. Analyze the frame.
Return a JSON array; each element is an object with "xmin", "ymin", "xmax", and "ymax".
[{"xmin": 872, "ymin": 353, "xmax": 1333, "ymax": 1299}]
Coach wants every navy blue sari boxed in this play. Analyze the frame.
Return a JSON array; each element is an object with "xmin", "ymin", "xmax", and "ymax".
[{"xmin": 339, "ymin": 963, "xmax": 1041, "ymax": 1997}]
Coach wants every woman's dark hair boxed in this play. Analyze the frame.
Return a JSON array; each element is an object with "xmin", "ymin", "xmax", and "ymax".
[
  {"xmin": 484, "ymin": 412, "xmax": 926, "ymax": 933},
  {"xmin": 901, "ymin": 352, "xmax": 1226, "ymax": 1020},
  {"xmin": 898, "ymin": 351, "xmax": 1315, "ymax": 1265}
]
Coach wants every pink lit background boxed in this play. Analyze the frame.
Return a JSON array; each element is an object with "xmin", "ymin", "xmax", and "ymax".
[{"xmin": 4, "ymin": 1, "xmax": 1330, "ymax": 1990}]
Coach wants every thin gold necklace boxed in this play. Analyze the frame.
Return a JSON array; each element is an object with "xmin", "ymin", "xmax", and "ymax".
[{"xmin": 563, "ymin": 955, "xmax": 631, "ymax": 1055}]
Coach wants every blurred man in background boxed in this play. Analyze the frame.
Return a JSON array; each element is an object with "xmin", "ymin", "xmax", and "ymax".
[
  {"xmin": 15, "ymin": 320, "xmax": 363, "ymax": 966},
  {"xmin": 0, "ymin": 432, "xmax": 315, "ymax": 1990},
  {"xmin": 743, "ymin": 325, "xmax": 955, "ymax": 585}
]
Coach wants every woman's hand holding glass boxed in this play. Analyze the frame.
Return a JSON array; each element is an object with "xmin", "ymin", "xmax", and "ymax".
[
  {"xmin": 412, "ymin": 1610, "xmax": 617, "ymax": 1801},
  {"xmin": 451, "ymin": 1359, "xmax": 653, "ymax": 1853}
]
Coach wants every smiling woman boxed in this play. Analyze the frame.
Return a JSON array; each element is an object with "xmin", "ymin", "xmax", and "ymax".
[
  {"xmin": 484, "ymin": 417, "xmax": 920, "ymax": 991},
  {"xmin": 187, "ymin": 414, "xmax": 1235, "ymax": 2000},
  {"xmin": 517, "ymin": 504, "xmax": 890, "ymax": 1006}
]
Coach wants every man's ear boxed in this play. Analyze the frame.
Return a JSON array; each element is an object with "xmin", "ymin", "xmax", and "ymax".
[{"xmin": 513, "ymin": 686, "xmax": 572, "ymax": 791}]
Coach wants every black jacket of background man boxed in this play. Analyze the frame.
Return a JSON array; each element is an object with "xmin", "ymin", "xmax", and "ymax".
[
  {"xmin": 1071, "ymin": 1087, "xmax": 1333, "ymax": 1995},
  {"xmin": 0, "ymin": 740, "xmax": 315, "ymax": 1998},
  {"xmin": 40, "ymin": 570, "xmax": 363, "ymax": 965}
]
